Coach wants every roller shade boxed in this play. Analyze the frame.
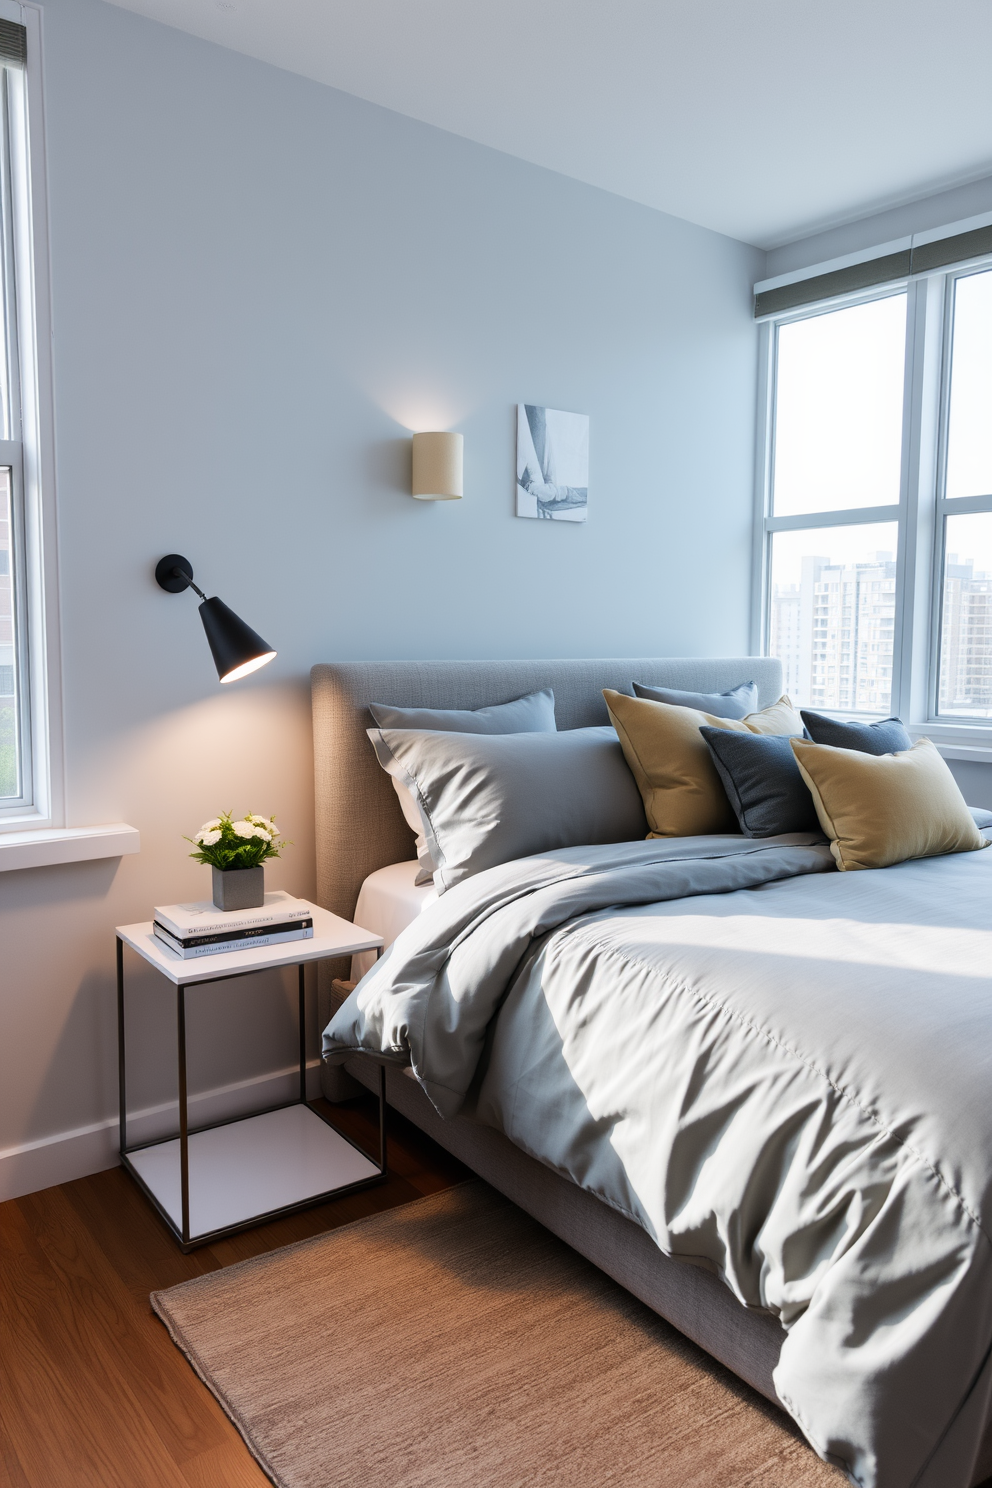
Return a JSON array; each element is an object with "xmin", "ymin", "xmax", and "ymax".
[
  {"xmin": 754, "ymin": 223, "xmax": 992, "ymax": 319},
  {"xmin": 911, "ymin": 223, "xmax": 992, "ymax": 274},
  {"xmin": 0, "ymin": 20, "xmax": 25, "ymax": 65}
]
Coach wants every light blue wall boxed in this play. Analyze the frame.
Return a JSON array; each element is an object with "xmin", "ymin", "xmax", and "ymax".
[{"xmin": 0, "ymin": 0, "xmax": 763, "ymax": 1183}]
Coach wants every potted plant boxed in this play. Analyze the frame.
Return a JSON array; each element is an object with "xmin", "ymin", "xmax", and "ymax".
[{"xmin": 187, "ymin": 811, "xmax": 287, "ymax": 911}]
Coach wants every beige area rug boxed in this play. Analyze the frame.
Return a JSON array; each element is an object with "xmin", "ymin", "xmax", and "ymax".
[{"xmin": 151, "ymin": 1182, "xmax": 841, "ymax": 1488}]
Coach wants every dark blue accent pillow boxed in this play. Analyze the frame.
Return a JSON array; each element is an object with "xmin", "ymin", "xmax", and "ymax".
[
  {"xmin": 632, "ymin": 680, "xmax": 758, "ymax": 720},
  {"xmin": 700, "ymin": 727, "xmax": 821, "ymax": 838},
  {"xmin": 799, "ymin": 711, "xmax": 912, "ymax": 755}
]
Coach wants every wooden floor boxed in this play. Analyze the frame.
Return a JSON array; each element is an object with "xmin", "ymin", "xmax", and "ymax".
[{"xmin": 0, "ymin": 1095, "xmax": 470, "ymax": 1488}]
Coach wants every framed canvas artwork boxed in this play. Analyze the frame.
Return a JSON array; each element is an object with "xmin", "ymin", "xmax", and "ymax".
[{"xmin": 516, "ymin": 405, "xmax": 589, "ymax": 522}]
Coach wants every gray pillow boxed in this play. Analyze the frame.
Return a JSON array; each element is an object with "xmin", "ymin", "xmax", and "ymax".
[
  {"xmin": 369, "ymin": 689, "xmax": 556, "ymax": 734},
  {"xmin": 632, "ymin": 680, "xmax": 758, "ymax": 720},
  {"xmin": 800, "ymin": 711, "xmax": 912, "ymax": 755},
  {"xmin": 369, "ymin": 690, "xmax": 557, "ymax": 881},
  {"xmin": 700, "ymin": 727, "xmax": 820, "ymax": 839},
  {"xmin": 367, "ymin": 726, "xmax": 647, "ymax": 892}
]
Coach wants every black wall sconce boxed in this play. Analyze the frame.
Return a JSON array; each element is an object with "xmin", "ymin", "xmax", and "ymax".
[{"xmin": 155, "ymin": 554, "xmax": 276, "ymax": 683}]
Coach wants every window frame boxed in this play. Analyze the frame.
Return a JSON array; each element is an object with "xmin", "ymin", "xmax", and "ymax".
[
  {"xmin": 753, "ymin": 257, "xmax": 992, "ymax": 758},
  {"xmin": 926, "ymin": 264, "xmax": 992, "ymax": 725},
  {"xmin": 0, "ymin": 0, "xmax": 63, "ymax": 832}
]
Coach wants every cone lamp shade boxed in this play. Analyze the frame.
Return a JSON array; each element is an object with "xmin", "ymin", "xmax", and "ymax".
[
  {"xmin": 154, "ymin": 554, "xmax": 276, "ymax": 683},
  {"xmin": 198, "ymin": 597, "xmax": 276, "ymax": 683},
  {"xmin": 412, "ymin": 431, "xmax": 463, "ymax": 500}
]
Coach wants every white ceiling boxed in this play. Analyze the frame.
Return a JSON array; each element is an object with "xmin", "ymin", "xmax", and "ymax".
[{"xmin": 103, "ymin": 0, "xmax": 992, "ymax": 249}]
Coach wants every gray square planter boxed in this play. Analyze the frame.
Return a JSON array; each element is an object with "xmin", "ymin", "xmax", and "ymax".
[{"xmin": 211, "ymin": 865, "xmax": 264, "ymax": 912}]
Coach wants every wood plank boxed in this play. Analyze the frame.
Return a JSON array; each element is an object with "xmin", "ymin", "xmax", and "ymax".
[
  {"xmin": 179, "ymin": 1441, "xmax": 270, "ymax": 1488},
  {"xmin": 16, "ymin": 1184, "xmax": 231, "ymax": 1469},
  {"xmin": 0, "ymin": 1413, "xmax": 31, "ymax": 1488},
  {"xmin": 0, "ymin": 1200, "xmax": 191, "ymax": 1488}
]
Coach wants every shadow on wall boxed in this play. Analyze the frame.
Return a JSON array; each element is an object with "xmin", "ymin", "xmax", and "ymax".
[{"xmin": 364, "ymin": 437, "xmax": 413, "ymax": 500}]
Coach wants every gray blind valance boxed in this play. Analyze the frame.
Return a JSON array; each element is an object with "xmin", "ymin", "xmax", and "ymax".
[
  {"xmin": 0, "ymin": 20, "xmax": 25, "ymax": 66},
  {"xmin": 754, "ymin": 223, "xmax": 992, "ymax": 318}
]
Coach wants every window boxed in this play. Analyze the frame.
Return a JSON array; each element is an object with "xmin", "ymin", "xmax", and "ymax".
[
  {"xmin": 0, "ymin": 6, "xmax": 62, "ymax": 828},
  {"xmin": 765, "ymin": 294, "xmax": 906, "ymax": 716},
  {"xmin": 757, "ymin": 245, "xmax": 992, "ymax": 749}
]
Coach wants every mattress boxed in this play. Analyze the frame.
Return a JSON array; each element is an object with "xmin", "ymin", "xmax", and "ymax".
[{"xmin": 350, "ymin": 860, "xmax": 437, "ymax": 980}]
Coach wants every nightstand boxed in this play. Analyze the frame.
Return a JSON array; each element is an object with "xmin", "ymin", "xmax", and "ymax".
[{"xmin": 115, "ymin": 905, "xmax": 384, "ymax": 1252}]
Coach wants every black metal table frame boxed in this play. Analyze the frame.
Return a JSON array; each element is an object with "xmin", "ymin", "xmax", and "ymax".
[{"xmin": 116, "ymin": 936, "xmax": 386, "ymax": 1253}]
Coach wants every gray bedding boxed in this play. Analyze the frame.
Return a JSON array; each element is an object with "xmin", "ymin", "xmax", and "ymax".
[{"xmin": 323, "ymin": 832, "xmax": 992, "ymax": 1488}]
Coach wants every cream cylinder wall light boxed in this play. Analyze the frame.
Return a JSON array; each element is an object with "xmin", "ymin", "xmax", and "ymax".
[{"xmin": 411, "ymin": 431, "xmax": 463, "ymax": 500}]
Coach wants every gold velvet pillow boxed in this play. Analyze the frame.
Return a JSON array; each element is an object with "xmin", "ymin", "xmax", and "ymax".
[
  {"xmin": 790, "ymin": 736, "xmax": 989, "ymax": 871},
  {"xmin": 602, "ymin": 690, "xmax": 804, "ymax": 838}
]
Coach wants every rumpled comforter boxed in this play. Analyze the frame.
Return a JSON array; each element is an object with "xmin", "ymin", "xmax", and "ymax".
[{"xmin": 324, "ymin": 832, "xmax": 992, "ymax": 1488}]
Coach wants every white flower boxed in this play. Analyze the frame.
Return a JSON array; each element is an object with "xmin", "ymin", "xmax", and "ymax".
[
  {"xmin": 252, "ymin": 827, "xmax": 271, "ymax": 842},
  {"xmin": 231, "ymin": 820, "xmax": 257, "ymax": 839},
  {"xmin": 199, "ymin": 829, "xmax": 222, "ymax": 846},
  {"xmin": 247, "ymin": 814, "xmax": 268, "ymax": 826},
  {"xmin": 198, "ymin": 818, "xmax": 221, "ymax": 835}
]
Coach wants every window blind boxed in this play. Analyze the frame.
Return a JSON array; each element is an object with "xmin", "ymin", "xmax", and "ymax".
[
  {"xmin": 754, "ymin": 223, "xmax": 992, "ymax": 319},
  {"xmin": 0, "ymin": 20, "xmax": 26, "ymax": 66}
]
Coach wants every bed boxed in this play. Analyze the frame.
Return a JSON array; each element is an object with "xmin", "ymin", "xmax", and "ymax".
[{"xmin": 311, "ymin": 657, "xmax": 992, "ymax": 1488}]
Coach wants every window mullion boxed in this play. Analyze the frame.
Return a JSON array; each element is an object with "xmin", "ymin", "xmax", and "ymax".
[
  {"xmin": 750, "ymin": 322, "xmax": 774, "ymax": 654},
  {"xmin": 889, "ymin": 277, "xmax": 926, "ymax": 721},
  {"xmin": 924, "ymin": 274, "xmax": 956, "ymax": 721},
  {"xmin": 937, "ymin": 494, "xmax": 992, "ymax": 516},
  {"xmin": 765, "ymin": 505, "xmax": 900, "ymax": 534}
]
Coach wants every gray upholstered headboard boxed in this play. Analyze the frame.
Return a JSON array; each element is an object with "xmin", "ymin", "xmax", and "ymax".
[{"xmin": 311, "ymin": 656, "xmax": 782, "ymax": 929}]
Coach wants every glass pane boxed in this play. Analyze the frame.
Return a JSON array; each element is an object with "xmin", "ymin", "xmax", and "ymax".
[
  {"xmin": 0, "ymin": 467, "xmax": 19, "ymax": 798},
  {"xmin": 937, "ymin": 512, "xmax": 992, "ymax": 717},
  {"xmin": 945, "ymin": 270, "xmax": 992, "ymax": 500},
  {"xmin": 772, "ymin": 295, "xmax": 906, "ymax": 515},
  {"xmin": 769, "ymin": 523, "xmax": 899, "ymax": 714}
]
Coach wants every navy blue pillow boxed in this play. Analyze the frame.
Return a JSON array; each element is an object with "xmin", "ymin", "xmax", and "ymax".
[
  {"xmin": 632, "ymin": 679, "xmax": 758, "ymax": 720},
  {"xmin": 799, "ymin": 711, "xmax": 911, "ymax": 755},
  {"xmin": 700, "ymin": 728, "xmax": 820, "ymax": 839}
]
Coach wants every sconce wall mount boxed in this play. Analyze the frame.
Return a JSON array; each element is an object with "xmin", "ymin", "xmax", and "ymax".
[
  {"xmin": 411, "ymin": 431, "xmax": 463, "ymax": 501},
  {"xmin": 155, "ymin": 553, "xmax": 276, "ymax": 684}
]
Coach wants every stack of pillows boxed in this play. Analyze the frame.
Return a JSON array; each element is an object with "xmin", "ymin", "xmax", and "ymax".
[
  {"xmin": 603, "ymin": 682, "xmax": 989, "ymax": 872},
  {"xmin": 367, "ymin": 680, "xmax": 989, "ymax": 894}
]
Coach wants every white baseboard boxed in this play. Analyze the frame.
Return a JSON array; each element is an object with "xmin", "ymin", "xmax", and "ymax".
[{"xmin": 0, "ymin": 1060, "xmax": 324, "ymax": 1203}]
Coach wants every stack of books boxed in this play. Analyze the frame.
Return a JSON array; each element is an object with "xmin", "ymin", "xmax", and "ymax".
[{"xmin": 153, "ymin": 891, "xmax": 315, "ymax": 959}]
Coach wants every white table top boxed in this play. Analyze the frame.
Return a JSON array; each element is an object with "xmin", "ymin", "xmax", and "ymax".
[{"xmin": 116, "ymin": 902, "xmax": 383, "ymax": 985}]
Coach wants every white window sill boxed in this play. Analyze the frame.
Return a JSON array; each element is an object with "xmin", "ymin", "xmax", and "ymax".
[
  {"xmin": 933, "ymin": 744, "xmax": 992, "ymax": 764},
  {"xmin": 0, "ymin": 823, "xmax": 140, "ymax": 871},
  {"xmin": 906, "ymin": 726, "xmax": 992, "ymax": 764}
]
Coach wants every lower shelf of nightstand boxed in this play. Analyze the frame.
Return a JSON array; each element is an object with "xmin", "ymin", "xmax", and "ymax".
[{"xmin": 125, "ymin": 1104, "xmax": 380, "ymax": 1241}]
